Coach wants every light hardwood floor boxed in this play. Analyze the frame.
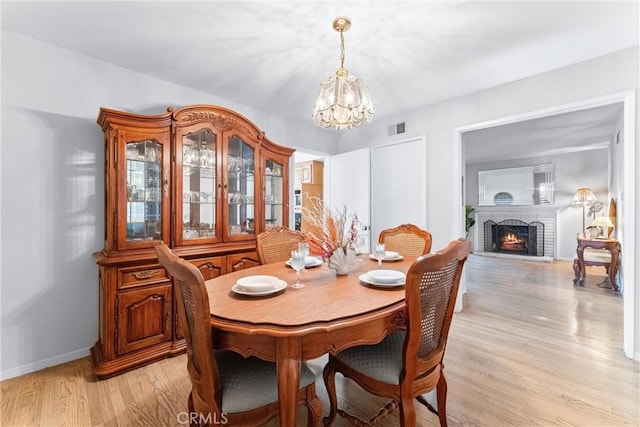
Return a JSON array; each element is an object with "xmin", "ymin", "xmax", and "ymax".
[{"xmin": 2, "ymin": 255, "xmax": 638, "ymax": 426}]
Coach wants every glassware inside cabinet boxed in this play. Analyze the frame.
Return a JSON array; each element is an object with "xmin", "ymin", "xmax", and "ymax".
[
  {"xmin": 227, "ymin": 136, "xmax": 255, "ymax": 235},
  {"xmin": 264, "ymin": 159, "xmax": 284, "ymax": 229},
  {"xmin": 181, "ymin": 129, "xmax": 217, "ymax": 239},
  {"xmin": 126, "ymin": 139, "xmax": 162, "ymax": 241}
]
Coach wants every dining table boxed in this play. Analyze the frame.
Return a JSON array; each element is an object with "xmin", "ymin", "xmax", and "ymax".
[{"xmin": 205, "ymin": 253, "xmax": 416, "ymax": 426}]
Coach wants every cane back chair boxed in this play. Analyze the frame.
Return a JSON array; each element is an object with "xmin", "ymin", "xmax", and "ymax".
[
  {"xmin": 322, "ymin": 239, "xmax": 471, "ymax": 427},
  {"xmin": 378, "ymin": 223, "xmax": 433, "ymax": 257},
  {"xmin": 155, "ymin": 244, "xmax": 322, "ymax": 426},
  {"xmin": 256, "ymin": 226, "xmax": 306, "ymax": 265}
]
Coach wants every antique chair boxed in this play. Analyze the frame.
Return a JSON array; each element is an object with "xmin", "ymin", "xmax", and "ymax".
[
  {"xmin": 155, "ymin": 244, "xmax": 322, "ymax": 426},
  {"xmin": 322, "ymin": 239, "xmax": 471, "ymax": 427},
  {"xmin": 378, "ymin": 223, "xmax": 433, "ymax": 257},
  {"xmin": 256, "ymin": 226, "xmax": 306, "ymax": 264}
]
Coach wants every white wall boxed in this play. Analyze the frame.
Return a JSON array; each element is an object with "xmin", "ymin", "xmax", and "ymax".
[
  {"xmin": 0, "ymin": 32, "xmax": 337, "ymax": 379},
  {"xmin": 610, "ymin": 113, "xmax": 624, "ymax": 243},
  {"xmin": 465, "ymin": 149, "xmax": 609, "ymax": 259}
]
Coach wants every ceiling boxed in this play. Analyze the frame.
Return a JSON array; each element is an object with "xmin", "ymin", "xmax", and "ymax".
[
  {"xmin": 2, "ymin": 1, "xmax": 637, "ymax": 161},
  {"xmin": 463, "ymin": 102, "xmax": 625, "ymax": 164}
]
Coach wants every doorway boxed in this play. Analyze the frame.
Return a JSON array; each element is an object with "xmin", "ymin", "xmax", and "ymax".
[
  {"xmin": 455, "ymin": 91, "xmax": 638, "ymax": 360},
  {"xmin": 371, "ymin": 137, "xmax": 427, "ymax": 243},
  {"xmin": 292, "ymin": 151, "xmax": 325, "ymax": 233}
]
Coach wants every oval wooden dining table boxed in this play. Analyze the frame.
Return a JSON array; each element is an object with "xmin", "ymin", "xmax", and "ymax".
[{"xmin": 205, "ymin": 255, "xmax": 415, "ymax": 426}]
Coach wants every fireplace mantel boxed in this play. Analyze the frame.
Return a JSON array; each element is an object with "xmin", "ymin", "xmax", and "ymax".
[{"xmin": 474, "ymin": 205, "xmax": 560, "ymax": 214}]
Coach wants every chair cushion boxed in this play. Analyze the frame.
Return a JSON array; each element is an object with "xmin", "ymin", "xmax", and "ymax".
[
  {"xmin": 216, "ymin": 350, "xmax": 316, "ymax": 413},
  {"xmin": 574, "ymin": 248, "xmax": 612, "ymax": 264},
  {"xmin": 334, "ymin": 330, "xmax": 406, "ymax": 385}
]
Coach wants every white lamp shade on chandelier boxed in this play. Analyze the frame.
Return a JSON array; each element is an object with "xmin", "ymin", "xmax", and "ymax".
[
  {"xmin": 312, "ymin": 17, "xmax": 375, "ymax": 130},
  {"xmin": 312, "ymin": 68, "xmax": 374, "ymax": 129}
]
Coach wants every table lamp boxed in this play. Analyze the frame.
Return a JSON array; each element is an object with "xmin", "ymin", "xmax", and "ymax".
[
  {"xmin": 590, "ymin": 215, "xmax": 614, "ymax": 239},
  {"xmin": 571, "ymin": 188, "xmax": 597, "ymax": 237}
]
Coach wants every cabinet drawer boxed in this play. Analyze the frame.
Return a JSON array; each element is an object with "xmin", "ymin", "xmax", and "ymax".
[
  {"xmin": 119, "ymin": 265, "xmax": 169, "ymax": 290},
  {"xmin": 227, "ymin": 251, "xmax": 260, "ymax": 272},
  {"xmin": 190, "ymin": 256, "xmax": 226, "ymax": 281}
]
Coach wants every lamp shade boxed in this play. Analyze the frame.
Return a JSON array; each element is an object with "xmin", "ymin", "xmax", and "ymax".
[
  {"xmin": 571, "ymin": 187, "xmax": 597, "ymax": 204},
  {"xmin": 591, "ymin": 215, "xmax": 614, "ymax": 228}
]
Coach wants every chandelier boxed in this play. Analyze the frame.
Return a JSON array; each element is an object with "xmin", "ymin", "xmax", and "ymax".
[{"xmin": 312, "ymin": 17, "xmax": 375, "ymax": 130}]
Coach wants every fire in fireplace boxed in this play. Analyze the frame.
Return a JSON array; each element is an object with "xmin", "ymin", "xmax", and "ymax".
[
  {"xmin": 484, "ymin": 219, "xmax": 544, "ymax": 257},
  {"xmin": 496, "ymin": 226, "xmax": 531, "ymax": 254},
  {"xmin": 500, "ymin": 231, "xmax": 528, "ymax": 251}
]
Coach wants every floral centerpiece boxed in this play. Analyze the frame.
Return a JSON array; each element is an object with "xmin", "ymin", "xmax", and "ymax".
[{"xmin": 302, "ymin": 196, "xmax": 358, "ymax": 275}]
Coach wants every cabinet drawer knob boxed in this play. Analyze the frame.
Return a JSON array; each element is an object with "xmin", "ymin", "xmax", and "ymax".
[{"xmin": 198, "ymin": 262, "xmax": 215, "ymax": 271}]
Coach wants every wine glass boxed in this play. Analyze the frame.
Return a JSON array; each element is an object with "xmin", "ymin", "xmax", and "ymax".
[
  {"xmin": 355, "ymin": 236, "xmax": 366, "ymax": 263},
  {"xmin": 374, "ymin": 243, "xmax": 386, "ymax": 268},
  {"xmin": 298, "ymin": 241, "xmax": 310, "ymax": 270},
  {"xmin": 290, "ymin": 250, "xmax": 306, "ymax": 289},
  {"xmin": 298, "ymin": 241, "xmax": 310, "ymax": 258}
]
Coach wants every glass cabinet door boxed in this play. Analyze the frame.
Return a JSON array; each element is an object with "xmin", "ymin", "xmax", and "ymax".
[
  {"xmin": 123, "ymin": 138, "xmax": 167, "ymax": 249},
  {"xmin": 264, "ymin": 158, "xmax": 285, "ymax": 230},
  {"xmin": 176, "ymin": 128, "xmax": 219, "ymax": 245},
  {"xmin": 225, "ymin": 135, "xmax": 256, "ymax": 239}
]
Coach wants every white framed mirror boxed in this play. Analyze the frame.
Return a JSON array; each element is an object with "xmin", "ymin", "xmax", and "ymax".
[{"xmin": 478, "ymin": 164, "xmax": 554, "ymax": 206}]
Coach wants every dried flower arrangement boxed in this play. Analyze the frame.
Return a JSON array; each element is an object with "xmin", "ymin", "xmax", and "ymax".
[{"xmin": 301, "ymin": 196, "xmax": 358, "ymax": 258}]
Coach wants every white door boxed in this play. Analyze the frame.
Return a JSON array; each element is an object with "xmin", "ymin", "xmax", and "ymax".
[
  {"xmin": 323, "ymin": 148, "xmax": 371, "ymax": 251},
  {"xmin": 371, "ymin": 137, "xmax": 427, "ymax": 244}
]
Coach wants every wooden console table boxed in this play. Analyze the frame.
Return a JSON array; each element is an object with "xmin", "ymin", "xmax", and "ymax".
[{"xmin": 573, "ymin": 237, "xmax": 620, "ymax": 292}]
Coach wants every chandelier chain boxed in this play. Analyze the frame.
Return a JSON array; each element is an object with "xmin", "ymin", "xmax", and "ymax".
[{"xmin": 339, "ymin": 29, "xmax": 345, "ymax": 69}]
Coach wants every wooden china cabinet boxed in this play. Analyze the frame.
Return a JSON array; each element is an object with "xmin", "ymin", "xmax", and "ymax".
[{"xmin": 92, "ymin": 105, "xmax": 294, "ymax": 378}]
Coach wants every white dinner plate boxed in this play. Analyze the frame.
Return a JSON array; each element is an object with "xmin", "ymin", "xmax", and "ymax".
[
  {"xmin": 286, "ymin": 256, "xmax": 323, "ymax": 268},
  {"xmin": 236, "ymin": 275, "xmax": 282, "ymax": 292},
  {"xmin": 232, "ymin": 279, "xmax": 287, "ymax": 296},
  {"xmin": 369, "ymin": 251, "xmax": 404, "ymax": 262},
  {"xmin": 366, "ymin": 269, "xmax": 406, "ymax": 284},
  {"xmin": 359, "ymin": 273, "xmax": 406, "ymax": 288}
]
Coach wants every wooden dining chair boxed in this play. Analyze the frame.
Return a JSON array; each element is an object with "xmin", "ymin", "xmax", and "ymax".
[
  {"xmin": 322, "ymin": 239, "xmax": 471, "ymax": 427},
  {"xmin": 155, "ymin": 244, "xmax": 322, "ymax": 427},
  {"xmin": 256, "ymin": 226, "xmax": 306, "ymax": 264},
  {"xmin": 378, "ymin": 223, "xmax": 433, "ymax": 257}
]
